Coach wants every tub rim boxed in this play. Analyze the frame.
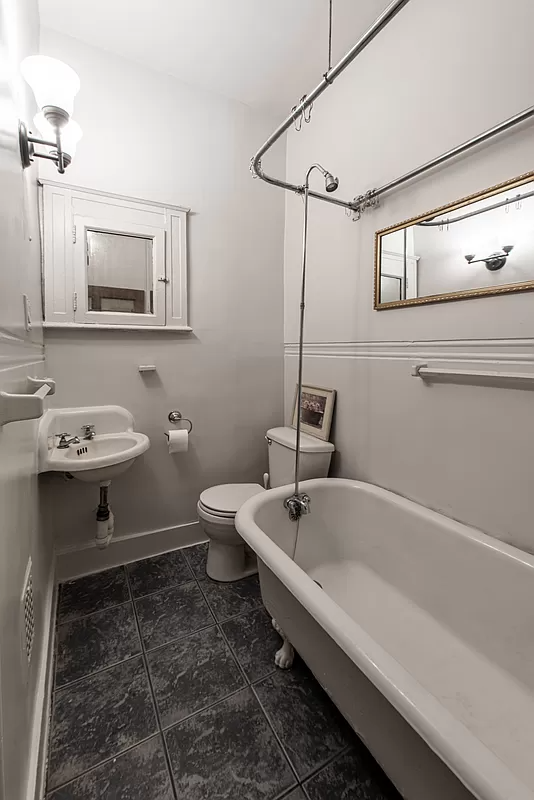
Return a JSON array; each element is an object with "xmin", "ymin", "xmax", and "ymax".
[{"xmin": 235, "ymin": 477, "xmax": 534, "ymax": 800}]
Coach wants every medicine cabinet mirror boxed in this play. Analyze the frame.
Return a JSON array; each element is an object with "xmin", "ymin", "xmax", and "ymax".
[
  {"xmin": 374, "ymin": 170, "xmax": 534, "ymax": 309},
  {"xmin": 40, "ymin": 181, "xmax": 189, "ymax": 330}
]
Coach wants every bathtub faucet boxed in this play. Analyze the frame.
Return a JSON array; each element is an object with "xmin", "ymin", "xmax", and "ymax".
[{"xmin": 284, "ymin": 493, "xmax": 311, "ymax": 522}]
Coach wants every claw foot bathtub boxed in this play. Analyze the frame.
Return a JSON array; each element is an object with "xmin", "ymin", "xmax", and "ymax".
[{"xmin": 235, "ymin": 478, "xmax": 534, "ymax": 800}]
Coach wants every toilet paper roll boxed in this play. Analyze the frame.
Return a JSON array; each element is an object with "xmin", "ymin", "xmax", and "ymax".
[{"xmin": 167, "ymin": 428, "xmax": 189, "ymax": 453}]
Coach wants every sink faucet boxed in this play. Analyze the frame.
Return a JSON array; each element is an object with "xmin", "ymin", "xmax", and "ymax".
[
  {"xmin": 284, "ymin": 493, "xmax": 311, "ymax": 522},
  {"xmin": 81, "ymin": 424, "xmax": 96, "ymax": 440},
  {"xmin": 57, "ymin": 432, "xmax": 81, "ymax": 449}
]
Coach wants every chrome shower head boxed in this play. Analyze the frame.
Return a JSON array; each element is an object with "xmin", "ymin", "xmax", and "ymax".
[{"xmin": 324, "ymin": 172, "xmax": 339, "ymax": 192}]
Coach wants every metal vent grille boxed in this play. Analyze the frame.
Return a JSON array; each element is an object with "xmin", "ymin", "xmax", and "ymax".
[{"xmin": 22, "ymin": 559, "xmax": 35, "ymax": 665}]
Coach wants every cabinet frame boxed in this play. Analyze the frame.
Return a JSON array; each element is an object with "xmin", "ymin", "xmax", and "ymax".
[{"xmin": 40, "ymin": 181, "xmax": 191, "ymax": 331}]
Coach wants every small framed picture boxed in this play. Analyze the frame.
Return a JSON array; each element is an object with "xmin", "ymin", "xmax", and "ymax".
[{"xmin": 291, "ymin": 384, "xmax": 336, "ymax": 442}]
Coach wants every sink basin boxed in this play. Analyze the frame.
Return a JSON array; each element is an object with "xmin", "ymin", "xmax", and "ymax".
[{"xmin": 46, "ymin": 431, "xmax": 150, "ymax": 482}]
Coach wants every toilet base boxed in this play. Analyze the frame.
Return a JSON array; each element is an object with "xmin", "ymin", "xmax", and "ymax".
[{"xmin": 206, "ymin": 540, "xmax": 258, "ymax": 582}]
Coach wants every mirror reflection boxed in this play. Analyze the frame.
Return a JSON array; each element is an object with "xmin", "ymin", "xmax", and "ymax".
[
  {"xmin": 86, "ymin": 230, "xmax": 154, "ymax": 314},
  {"xmin": 375, "ymin": 172, "xmax": 534, "ymax": 308}
]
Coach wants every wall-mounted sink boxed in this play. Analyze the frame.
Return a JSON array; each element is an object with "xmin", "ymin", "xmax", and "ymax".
[
  {"xmin": 39, "ymin": 405, "xmax": 150, "ymax": 483},
  {"xmin": 46, "ymin": 431, "xmax": 149, "ymax": 482}
]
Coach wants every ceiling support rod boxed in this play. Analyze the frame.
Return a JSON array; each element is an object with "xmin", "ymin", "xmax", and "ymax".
[
  {"xmin": 251, "ymin": 0, "xmax": 534, "ymax": 216},
  {"xmin": 251, "ymin": 0, "xmax": 412, "ymax": 211}
]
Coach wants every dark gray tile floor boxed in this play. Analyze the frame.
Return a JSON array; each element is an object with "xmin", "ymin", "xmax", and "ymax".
[{"xmin": 47, "ymin": 544, "xmax": 402, "ymax": 799}]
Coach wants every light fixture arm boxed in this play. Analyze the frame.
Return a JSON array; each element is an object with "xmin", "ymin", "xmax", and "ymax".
[
  {"xmin": 464, "ymin": 246, "xmax": 514, "ymax": 271},
  {"xmin": 19, "ymin": 120, "xmax": 69, "ymax": 173}
]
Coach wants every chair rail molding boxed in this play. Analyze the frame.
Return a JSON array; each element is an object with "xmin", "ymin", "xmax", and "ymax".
[{"xmin": 283, "ymin": 339, "xmax": 534, "ymax": 365}]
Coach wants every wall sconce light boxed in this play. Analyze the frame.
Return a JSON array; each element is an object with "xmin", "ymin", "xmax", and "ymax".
[
  {"xmin": 464, "ymin": 245, "xmax": 514, "ymax": 271},
  {"xmin": 19, "ymin": 56, "xmax": 81, "ymax": 174}
]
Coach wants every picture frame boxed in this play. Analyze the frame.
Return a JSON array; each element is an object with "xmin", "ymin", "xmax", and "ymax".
[{"xmin": 291, "ymin": 384, "xmax": 336, "ymax": 442}]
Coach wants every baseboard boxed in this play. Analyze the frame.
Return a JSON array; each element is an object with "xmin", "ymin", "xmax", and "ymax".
[
  {"xmin": 55, "ymin": 521, "xmax": 205, "ymax": 581},
  {"xmin": 26, "ymin": 564, "xmax": 57, "ymax": 800}
]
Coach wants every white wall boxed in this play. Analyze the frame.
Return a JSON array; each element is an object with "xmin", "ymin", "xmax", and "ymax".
[
  {"xmin": 0, "ymin": 1, "xmax": 55, "ymax": 798},
  {"xmin": 284, "ymin": 0, "xmax": 534, "ymax": 553},
  {"xmin": 39, "ymin": 29, "xmax": 286, "ymax": 555}
]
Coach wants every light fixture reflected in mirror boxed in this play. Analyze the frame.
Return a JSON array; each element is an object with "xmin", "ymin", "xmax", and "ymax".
[
  {"xmin": 464, "ymin": 245, "xmax": 514, "ymax": 271},
  {"xmin": 19, "ymin": 55, "xmax": 81, "ymax": 174}
]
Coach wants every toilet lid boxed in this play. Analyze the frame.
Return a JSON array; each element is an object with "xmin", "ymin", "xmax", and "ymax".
[{"xmin": 199, "ymin": 483, "xmax": 264, "ymax": 515}]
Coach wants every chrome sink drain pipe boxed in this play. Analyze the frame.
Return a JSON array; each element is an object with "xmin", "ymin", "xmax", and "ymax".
[{"xmin": 96, "ymin": 480, "xmax": 114, "ymax": 549}]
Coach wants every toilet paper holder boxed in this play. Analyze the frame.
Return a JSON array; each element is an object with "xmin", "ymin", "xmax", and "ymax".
[{"xmin": 167, "ymin": 410, "xmax": 193, "ymax": 435}]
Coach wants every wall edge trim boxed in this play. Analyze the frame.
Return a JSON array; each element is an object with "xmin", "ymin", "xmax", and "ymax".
[{"xmin": 55, "ymin": 521, "xmax": 204, "ymax": 581}]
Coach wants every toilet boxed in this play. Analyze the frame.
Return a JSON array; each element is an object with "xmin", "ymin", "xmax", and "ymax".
[{"xmin": 197, "ymin": 426, "xmax": 334, "ymax": 581}]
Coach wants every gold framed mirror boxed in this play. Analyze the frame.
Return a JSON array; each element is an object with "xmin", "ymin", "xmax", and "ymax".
[{"xmin": 374, "ymin": 170, "xmax": 534, "ymax": 309}]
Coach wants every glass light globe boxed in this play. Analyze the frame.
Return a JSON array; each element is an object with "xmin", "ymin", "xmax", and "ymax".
[
  {"xmin": 34, "ymin": 113, "xmax": 83, "ymax": 157},
  {"xmin": 21, "ymin": 56, "xmax": 80, "ymax": 116}
]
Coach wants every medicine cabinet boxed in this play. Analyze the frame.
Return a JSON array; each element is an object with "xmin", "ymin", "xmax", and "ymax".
[{"xmin": 40, "ymin": 181, "xmax": 190, "ymax": 330}]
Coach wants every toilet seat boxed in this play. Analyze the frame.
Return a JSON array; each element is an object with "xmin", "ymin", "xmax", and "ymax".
[{"xmin": 199, "ymin": 483, "xmax": 264, "ymax": 518}]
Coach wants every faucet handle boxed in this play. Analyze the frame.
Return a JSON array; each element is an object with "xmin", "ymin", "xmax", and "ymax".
[{"xmin": 81, "ymin": 424, "xmax": 95, "ymax": 438}]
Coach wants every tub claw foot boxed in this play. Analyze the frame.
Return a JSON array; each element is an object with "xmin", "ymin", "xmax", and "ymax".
[{"xmin": 272, "ymin": 618, "xmax": 294, "ymax": 669}]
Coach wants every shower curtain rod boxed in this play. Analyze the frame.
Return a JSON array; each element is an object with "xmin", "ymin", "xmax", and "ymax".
[
  {"xmin": 251, "ymin": 0, "xmax": 411, "ymax": 211},
  {"xmin": 251, "ymin": 0, "xmax": 534, "ymax": 215}
]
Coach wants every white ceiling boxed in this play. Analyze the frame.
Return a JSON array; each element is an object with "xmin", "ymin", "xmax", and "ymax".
[{"xmin": 38, "ymin": 0, "xmax": 388, "ymax": 114}]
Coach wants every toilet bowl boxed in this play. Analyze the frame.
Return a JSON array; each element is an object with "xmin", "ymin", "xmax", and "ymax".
[
  {"xmin": 197, "ymin": 427, "xmax": 334, "ymax": 582},
  {"xmin": 197, "ymin": 483, "xmax": 265, "ymax": 581}
]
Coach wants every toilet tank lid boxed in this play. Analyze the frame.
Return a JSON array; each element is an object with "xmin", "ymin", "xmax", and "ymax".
[
  {"xmin": 266, "ymin": 427, "xmax": 335, "ymax": 453},
  {"xmin": 199, "ymin": 483, "xmax": 265, "ymax": 514}
]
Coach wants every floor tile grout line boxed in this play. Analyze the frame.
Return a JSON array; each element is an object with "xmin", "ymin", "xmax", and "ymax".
[
  {"xmin": 250, "ymin": 682, "xmax": 301, "ymax": 786},
  {"xmin": 194, "ymin": 576, "xmax": 253, "ymax": 689},
  {"xmin": 144, "ymin": 625, "xmax": 249, "ymax": 725},
  {"xmin": 124, "ymin": 565, "xmax": 180, "ymax": 800},
  {"xmin": 273, "ymin": 783, "xmax": 303, "ymax": 800},
  {"xmin": 45, "ymin": 733, "xmax": 159, "ymax": 795},
  {"xmin": 138, "ymin": 567, "xmax": 279, "ymax": 736},
  {"xmin": 194, "ymin": 573, "xmax": 282, "ymax": 685},
  {"xmin": 54, "ymin": 650, "xmax": 143, "ymax": 692},
  {"xmin": 250, "ymin": 667, "xmax": 277, "ymax": 686},
  {"xmin": 55, "ymin": 597, "xmax": 135, "ymax": 628},
  {"xmin": 161, "ymin": 685, "xmax": 246, "ymax": 733},
  {"xmin": 221, "ymin": 600, "xmax": 274, "ymax": 630},
  {"xmin": 193, "ymin": 576, "xmax": 277, "ymax": 689},
  {"xmin": 144, "ymin": 620, "xmax": 218, "ymax": 655},
  {"xmin": 129, "ymin": 576, "xmax": 197, "ymax": 603},
  {"xmin": 215, "ymin": 620, "xmax": 251, "ymax": 685},
  {"xmin": 215, "ymin": 599, "xmax": 268, "ymax": 626},
  {"xmin": 192, "ymin": 568, "xmax": 264, "ymax": 627},
  {"xmin": 56, "ymin": 564, "xmax": 132, "ymax": 625},
  {"xmin": 299, "ymin": 743, "xmax": 354, "ymax": 788},
  {"xmin": 213, "ymin": 617, "xmax": 279, "ymax": 689}
]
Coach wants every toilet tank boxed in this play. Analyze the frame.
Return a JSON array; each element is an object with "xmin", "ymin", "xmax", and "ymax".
[{"xmin": 266, "ymin": 426, "xmax": 334, "ymax": 488}]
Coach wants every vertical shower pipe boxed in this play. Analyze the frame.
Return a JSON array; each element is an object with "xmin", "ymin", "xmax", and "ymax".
[
  {"xmin": 285, "ymin": 165, "xmax": 338, "ymax": 522},
  {"xmin": 294, "ymin": 171, "xmax": 312, "ymax": 501}
]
